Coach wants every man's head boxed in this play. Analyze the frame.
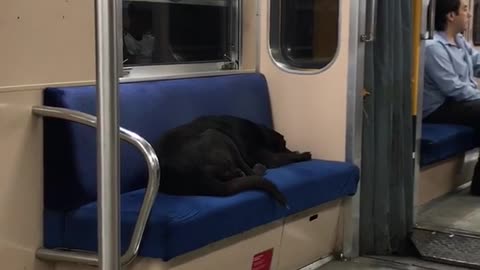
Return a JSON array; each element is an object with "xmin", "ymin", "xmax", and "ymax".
[{"xmin": 434, "ymin": 0, "xmax": 471, "ymax": 33}]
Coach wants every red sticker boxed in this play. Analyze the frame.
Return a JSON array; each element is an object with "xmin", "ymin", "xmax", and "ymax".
[{"xmin": 251, "ymin": 248, "xmax": 274, "ymax": 270}]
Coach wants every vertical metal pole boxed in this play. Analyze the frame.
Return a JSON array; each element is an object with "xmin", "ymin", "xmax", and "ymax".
[
  {"xmin": 95, "ymin": 0, "xmax": 120, "ymax": 268},
  {"xmin": 343, "ymin": 0, "xmax": 366, "ymax": 259}
]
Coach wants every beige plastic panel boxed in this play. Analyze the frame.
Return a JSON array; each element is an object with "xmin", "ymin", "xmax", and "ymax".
[
  {"xmin": 277, "ymin": 200, "xmax": 342, "ymax": 270},
  {"xmin": 241, "ymin": 0, "xmax": 258, "ymax": 70},
  {"xmin": 55, "ymin": 221, "xmax": 284, "ymax": 270},
  {"xmin": 258, "ymin": 0, "xmax": 351, "ymax": 161},
  {"xmin": 1, "ymin": 0, "xmax": 96, "ymax": 88},
  {"xmin": 0, "ymin": 90, "xmax": 52, "ymax": 270},
  {"xmin": 54, "ymin": 201, "xmax": 344, "ymax": 270},
  {"xmin": 417, "ymin": 152, "xmax": 477, "ymax": 206}
]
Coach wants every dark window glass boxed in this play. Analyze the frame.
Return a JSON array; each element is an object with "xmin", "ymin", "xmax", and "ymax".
[
  {"xmin": 270, "ymin": 0, "xmax": 339, "ymax": 70},
  {"xmin": 122, "ymin": 1, "xmax": 238, "ymax": 67},
  {"xmin": 473, "ymin": 1, "xmax": 480, "ymax": 46}
]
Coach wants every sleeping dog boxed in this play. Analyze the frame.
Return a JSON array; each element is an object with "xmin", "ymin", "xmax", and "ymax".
[{"xmin": 153, "ymin": 115, "xmax": 311, "ymax": 206}]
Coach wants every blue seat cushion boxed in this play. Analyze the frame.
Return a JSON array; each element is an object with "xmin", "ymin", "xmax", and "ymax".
[
  {"xmin": 60, "ymin": 160, "xmax": 359, "ymax": 260},
  {"xmin": 421, "ymin": 123, "xmax": 479, "ymax": 166}
]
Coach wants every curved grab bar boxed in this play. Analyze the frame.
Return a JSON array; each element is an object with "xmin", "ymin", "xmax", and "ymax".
[{"xmin": 33, "ymin": 105, "xmax": 160, "ymax": 266}]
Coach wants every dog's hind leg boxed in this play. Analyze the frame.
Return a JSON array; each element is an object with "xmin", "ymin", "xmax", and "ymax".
[
  {"xmin": 200, "ymin": 175, "xmax": 288, "ymax": 207},
  {"xmin": 253, "ymin": 163, "xmax": 267, "ymax": 176},
  {"xmin": 206, "ymin": 129, "xmax": 256, "ymax": 176}
]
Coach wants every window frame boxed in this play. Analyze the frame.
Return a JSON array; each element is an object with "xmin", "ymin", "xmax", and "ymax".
[
  {"xmin": 268, "ymin": 0, "xmax": 342, "ymax": 74},
  {"xmin": 119, "ymin": 0, "xmax": 244, "ymax": 81},
  {"xmin": 472, "ymin": 0, "xmax": 480, "ymax": 46}
]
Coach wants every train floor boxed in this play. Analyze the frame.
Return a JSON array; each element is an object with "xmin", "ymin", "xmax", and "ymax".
[
  {"xmin": 318, "ymin": 183, "xmax": 480, "ymax": 270},
  {"xmin": 318, "ymin": 256, "xmax": 473, "ymax": 270},
  {"xmin": 416, "ymin": 185, "xmax": 480, "ymax": 234}
]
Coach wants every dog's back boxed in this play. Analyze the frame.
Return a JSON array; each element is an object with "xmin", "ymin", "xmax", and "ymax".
[
  {"xmin": 153, "ymin": 117, "xmax": 288, "ymax": 206},
  {"xmin": 192, "ymin": 115, "xmax": 307, "ymax": 167}
]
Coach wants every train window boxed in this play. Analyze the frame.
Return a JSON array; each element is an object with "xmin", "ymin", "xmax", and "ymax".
[
  {"xmin": 122, "ymin": 0, "xmax": 240, "ymax": 71},
  {"xmin": 473, "ymin": 0, "xmax": 480, "ymax": 46},
  {"xmin": 269, "ymin": 0, "xmax": 339, "ymax": 71}
]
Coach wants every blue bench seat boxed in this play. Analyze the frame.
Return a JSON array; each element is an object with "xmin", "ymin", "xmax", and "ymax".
[
  {"xmin": 421, "ymin": 123, "xmax": 479, "ymax": 167},
  {"xmin": 42, "ymin": 73, "xmax": 359, "ymax": 261}
]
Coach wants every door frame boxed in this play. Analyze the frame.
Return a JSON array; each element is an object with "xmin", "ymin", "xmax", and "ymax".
[{"xmin": 412, "ymin": 0, "xmax": 433, "ymax": 225}]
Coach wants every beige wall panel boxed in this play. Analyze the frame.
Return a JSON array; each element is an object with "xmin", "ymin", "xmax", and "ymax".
[
  {"xmin": 241, "ymin": 0, "xmax": 258, "ymax": 70},
  {"xmin": 1, "ymin": 0, "xmax": 95, "ymax": 87},
  {"xmin": 258, "ymin": 0, "xmax": 350, "ymax": 161},
  {"xmin": 417, "ymin": 153, "xmax": 476, "ymax": 206},
  {"xmin": 0, "ymin": 89, "xmax": 52, "ymax": 270},
  {"xmin": 277, "ymin": 200, "xmax": 342, "ymax": 270}
]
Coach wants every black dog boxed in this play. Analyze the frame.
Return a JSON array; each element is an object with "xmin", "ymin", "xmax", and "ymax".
[
  {"xmin": 153, "ymin": 115, "xmax": 311, "ymax": 206},
  {"xmin": 191, "ymin": 115, "xmax": 312, "ymax": 168}
]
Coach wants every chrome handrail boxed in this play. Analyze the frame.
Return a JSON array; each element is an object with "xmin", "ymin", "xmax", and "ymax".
[
  {"xmin": 33, "ymin": 105, "xmax": 160, "ymax": 266},
  {"xmin": 360, "ymin": 0, "xmax": 377, "ymax": 42}
]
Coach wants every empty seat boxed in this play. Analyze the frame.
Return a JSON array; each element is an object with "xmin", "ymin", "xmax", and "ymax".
[{"xmin": 421, "ymin": 123, "xmax": 479, "ymax": 167}]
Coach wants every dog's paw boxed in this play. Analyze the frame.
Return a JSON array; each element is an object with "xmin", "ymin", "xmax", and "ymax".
[
  {"xmin": 253, "ymin": 163, "xmax": 267, "ymax": 176},
  {"xmin": 299, "ymin": 152, "xmax": 312, "ymax": 160}
]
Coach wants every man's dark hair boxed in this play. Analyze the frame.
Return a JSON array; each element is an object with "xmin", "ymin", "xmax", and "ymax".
[{"xmin": 432, "ymin": 0, "xmax": 461, "ymax": 31}]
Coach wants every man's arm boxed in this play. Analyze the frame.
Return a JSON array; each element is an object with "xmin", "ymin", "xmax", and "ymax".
[
  {"xmin": 463, "ymin": 37, "xmax": 480, "ymax": 77},
  {"xmin": 425, "ymin": 43, "xmax": 480, "ymax": 100}
]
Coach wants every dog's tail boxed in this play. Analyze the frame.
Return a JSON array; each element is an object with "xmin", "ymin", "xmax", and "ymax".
[{"xmin": 206, "ymin": 176, "xmax": 288, "ymax": 207}]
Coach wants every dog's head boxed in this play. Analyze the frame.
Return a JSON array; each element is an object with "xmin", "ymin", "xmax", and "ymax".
[{"xmin": 261, "ymin": 126, "xmax": 289, "ymax": 152}]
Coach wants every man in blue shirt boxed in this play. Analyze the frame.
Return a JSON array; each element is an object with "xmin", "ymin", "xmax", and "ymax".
[{"xmin": 423, "ymin": 0, "xmax": 480, "ymax": 195}]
